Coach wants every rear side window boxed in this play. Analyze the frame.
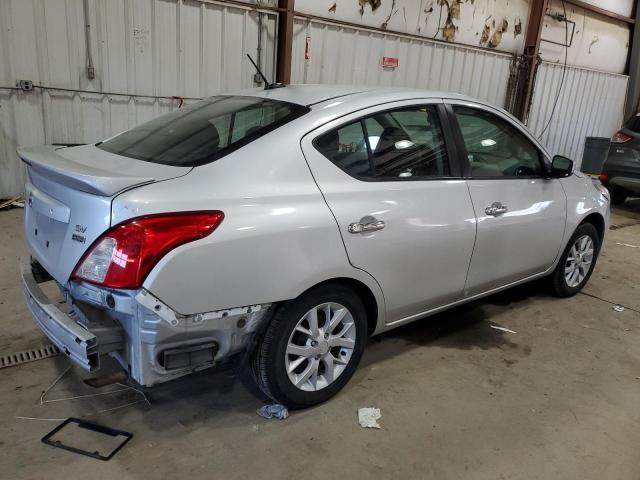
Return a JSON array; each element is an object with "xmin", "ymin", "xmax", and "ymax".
[
  {"xmin": 314, "ymin": 105, "xmax": 450, "ymax": 180},
  {"xmin": 314, "ymin": 121, "xmax": 371, "ymax": 177},
  {"xmin": 97, "ymin": 96, "xmax": 309, "ymax": 167}
]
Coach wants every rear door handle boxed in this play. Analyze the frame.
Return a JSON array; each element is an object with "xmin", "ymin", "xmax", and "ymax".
[
  {"xmin": 348, "ymin": 216, "xmax": 385, "ymax": 234},
  {"xmin": 485, "ymin": 202, "xmax": 508, "ymax": 216}
]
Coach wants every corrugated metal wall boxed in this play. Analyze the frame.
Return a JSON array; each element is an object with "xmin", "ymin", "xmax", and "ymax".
[
  {"xmin": 0, "ymin": 0, "xmax": 277, "ymax": 198},
  {"xmin": 291, "ymin": 17, "xmax": 512, "ymax": 108},
  {"xmin": 0, "ymin": 1, "xmax": 632, "ymax": 197},
  {"xmin": 528, "ymin": 62, "xmax": 628, "ymax": 165}
]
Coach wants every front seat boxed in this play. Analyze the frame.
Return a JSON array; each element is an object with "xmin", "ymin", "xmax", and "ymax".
[
  {"xmin": 373, "ymin": 127, "xmax": 417, "ymax": 176},
  {"xmin": 374, "ymin": 127, "xmax": 410, "ymax": 158}
]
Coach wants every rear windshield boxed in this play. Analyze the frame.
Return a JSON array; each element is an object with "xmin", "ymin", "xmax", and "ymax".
[
  {"xmin": 97, "ymin": 96, "xmax": 309, "ymax": 166},
  {"xmin": 625, "ymin": 115, "xmax": 640, "ymax": 133}
]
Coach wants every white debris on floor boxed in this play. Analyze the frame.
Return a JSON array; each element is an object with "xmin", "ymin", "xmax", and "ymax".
[
  {"xmin": 358, "ymin": 407, "xmax": 382, "ymax": 429},
  {"xmin": 490, "ymin": 325, "xmax": 517, "ymax": 334},
  {"xmin": 615, "ymin": 242, "xmax": 640, "ymax": 248},
  {"xmin": 613, "ymin": 305, "xmax": 625, "ymax": 312},
  {"xmin": 256, "ymin": 403, "xmax": 289, "ymax": 420}
]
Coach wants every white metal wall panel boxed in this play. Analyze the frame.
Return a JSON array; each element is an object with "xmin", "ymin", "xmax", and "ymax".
[
  {"xmin": 292, "ymin": 17, "xmax": 512, "ymax": 108},
  {"xmin": 528, "ymin": 62, "xmax": 628, "ymax": 166},
  {"xmin": 540, "ymin": 0, "xmax": 630, "ymax": 75},
  {"xmin": 0, "ymin": 0, "xmax": 277, "ymax": 198}
]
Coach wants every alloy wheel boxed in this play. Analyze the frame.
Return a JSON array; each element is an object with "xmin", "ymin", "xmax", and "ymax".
[
  {"xmin": 564, "ymin": 234, "xmax": 594, "ymax": 288},
  {"xmin": 285, "ymin": 302, "xmax": 356, "ymax": 392}
]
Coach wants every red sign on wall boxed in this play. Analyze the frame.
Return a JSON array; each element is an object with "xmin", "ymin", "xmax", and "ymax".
[
  {"xmin": 382, "ymin": 56, "xmax": 399, "ymax": 68},
  {"xmin": 305, "ymin": 36, "xmax": 311, "ymax": 60}
]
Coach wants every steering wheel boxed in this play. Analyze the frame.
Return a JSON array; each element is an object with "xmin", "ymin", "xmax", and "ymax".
[{"xmin": 511, "ymin": 165, "xmax": 537, "ymax": 176}]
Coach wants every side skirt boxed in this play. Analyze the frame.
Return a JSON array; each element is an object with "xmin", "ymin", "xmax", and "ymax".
[{"xmin": 377, "ymin": 268, "xmax": 553, "ymax": 333}]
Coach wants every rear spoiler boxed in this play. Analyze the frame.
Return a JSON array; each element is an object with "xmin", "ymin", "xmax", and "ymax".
[{"xmin": 17, "ymin": 145, "xmax": 153, "ymax": 197}]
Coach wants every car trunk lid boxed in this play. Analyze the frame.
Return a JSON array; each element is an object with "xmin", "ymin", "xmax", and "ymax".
[{"xmin": 19, "ymin": 144, "xmax": 191, "ymax": 284}]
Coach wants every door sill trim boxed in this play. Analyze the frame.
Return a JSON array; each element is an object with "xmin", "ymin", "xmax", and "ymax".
[{"xmin": 383, "ymin": 269, "xmax": 552, "ymax": 329}]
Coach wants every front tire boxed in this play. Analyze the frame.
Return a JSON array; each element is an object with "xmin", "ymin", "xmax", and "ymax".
[
  {"xmin": 251, "ymin": 283, "xmax": 367, "ymax": 409},
  {"xmin": 550, "ymin": 223, "xmax": 600, "ymax": 297}
]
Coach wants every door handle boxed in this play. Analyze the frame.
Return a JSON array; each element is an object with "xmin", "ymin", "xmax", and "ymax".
[
  {"xmin": 485, "ymin": 202, "xmax": 508, "ymax": 216},
  {"xmin": 348, "ymin": 216, "xmax": 385, "ymax": 234}
]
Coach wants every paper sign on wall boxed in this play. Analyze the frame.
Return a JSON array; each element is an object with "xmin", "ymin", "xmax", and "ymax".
[{"xmin": 382, "ymin": 56, "xmax": 399, "ymax": 68}]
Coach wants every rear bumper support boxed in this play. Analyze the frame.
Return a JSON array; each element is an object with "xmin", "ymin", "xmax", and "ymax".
[{"xmin": 21, "ymin": 259, "xmax": 123, "ymax": 372}]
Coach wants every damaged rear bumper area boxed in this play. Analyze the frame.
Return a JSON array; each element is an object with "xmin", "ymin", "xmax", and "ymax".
[
  {"xmin": 21, "ymin": 260, "xmax": 122, "ymax": 371},
  {"xmin": 21, "ymin": 259, "xmax": 270, "ymax": 386}
]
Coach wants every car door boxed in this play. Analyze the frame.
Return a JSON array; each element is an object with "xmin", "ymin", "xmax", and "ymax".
[
  {"xmin": 446, "ymin": 102, "xmax": 567, "ymax": 296},
  {"xmin": 301, "ymin": 100, "xmax": 477, "ymax": 324}
]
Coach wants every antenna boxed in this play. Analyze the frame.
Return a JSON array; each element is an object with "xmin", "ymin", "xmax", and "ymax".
[{"xmin": 246, "ymin": 54, "xmax": 285, "ymax": 90}]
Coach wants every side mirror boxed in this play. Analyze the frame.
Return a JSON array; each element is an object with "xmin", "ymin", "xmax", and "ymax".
[{"xmin": 549, "ymin": 155, "xmax": 573, "ymax": 178}]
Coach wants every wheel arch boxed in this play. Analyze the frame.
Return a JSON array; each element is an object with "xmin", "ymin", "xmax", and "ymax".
[
  {"xmin": 579, "ymin": 212, "xmax": 606, "ymax": 246},
  {"xmin": 295, "ymin": 277, "xmax": 382, "ymax": 336}
]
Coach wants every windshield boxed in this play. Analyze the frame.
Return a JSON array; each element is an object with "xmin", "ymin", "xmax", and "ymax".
[{"xmin": 97, "ymin": 96, "xmax": 309, "ymax": 166}]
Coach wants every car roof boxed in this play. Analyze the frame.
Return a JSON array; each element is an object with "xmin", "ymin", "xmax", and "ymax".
[
  {"xmin": 242, "ymin": 84, "xmax": 475, "ymax": 107},
  {"xmin": 237, "ymin": 84, "xmax": 551, "ymax": 160}
]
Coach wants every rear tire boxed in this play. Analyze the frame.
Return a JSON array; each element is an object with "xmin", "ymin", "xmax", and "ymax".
[
  {"xmin": 550, "ymin": 223, "xmax": 600, "ymax": 297},
  {"xmin": 251, "ymin": 283, "xmax": 367, "ymax": 409},
  {"xmin": 610, "ymin": 186, "xmax": 627, "ymax": 205}
]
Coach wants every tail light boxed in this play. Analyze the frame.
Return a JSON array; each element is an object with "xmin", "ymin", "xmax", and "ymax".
[
  {"xmin": 611, "ymin": 131, "xmax": 632, "ymax": 143},
  {"xmin": 73, "ymin": 211, "xmax": 224, "ymax": 289},
  {"xmin": 598, "ymin": 172, "xmax": 609, "ymax": 182}
]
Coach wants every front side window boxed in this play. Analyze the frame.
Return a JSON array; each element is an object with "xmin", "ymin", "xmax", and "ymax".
[
  {"xmin": 453, "ymin": 106, "xmax": 542, "ymax": 178},
  {"xmin": 97, "ymin": 96, "xmax": 309, "ymax": 167},
  {"xmin": 314, "ymin": 105, "xmax": 450, "ymax": 180}
]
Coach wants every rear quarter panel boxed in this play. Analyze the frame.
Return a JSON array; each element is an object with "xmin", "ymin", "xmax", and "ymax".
[{"xmin": 111, "ymin": 124, "xmax": 385, "ymax": 319}]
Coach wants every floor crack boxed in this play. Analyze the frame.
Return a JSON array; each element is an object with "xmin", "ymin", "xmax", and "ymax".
[
  {"xmin": 579, "ymin": 291, "xmax": 640, "ymax": 315},
  {"xmin": 610, "ymin": 221, "xmax": 640, "ymax": 230}
]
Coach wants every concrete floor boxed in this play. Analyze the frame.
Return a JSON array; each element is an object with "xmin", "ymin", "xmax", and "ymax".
[{"xmin": 1, "ymin": 202, "xmax": 640, "ymax": 480}]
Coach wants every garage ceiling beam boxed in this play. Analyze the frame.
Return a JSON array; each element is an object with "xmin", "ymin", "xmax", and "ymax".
[
  {"xmin": 564, "ymin": 0, "xmax": 635, "ymax": 24},
  {"xmin": 276, "ymin": 0, "xmax": 295, "ymax": 84}
]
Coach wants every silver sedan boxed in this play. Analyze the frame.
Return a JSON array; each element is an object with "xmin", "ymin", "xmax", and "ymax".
[{"xmin": 19, "ymin": 85, "xmax": 610, "ymax": 408}]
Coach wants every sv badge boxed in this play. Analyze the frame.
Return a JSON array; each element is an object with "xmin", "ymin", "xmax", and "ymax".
[{"xmin": 72, "ymin": 224, "xmax": 87, "ymax": 243}]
